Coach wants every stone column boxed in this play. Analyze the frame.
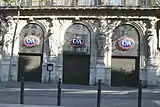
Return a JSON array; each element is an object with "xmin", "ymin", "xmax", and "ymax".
[{"xmin": 146, "ymin": 19, "xmax": 159, "ymax": 86}]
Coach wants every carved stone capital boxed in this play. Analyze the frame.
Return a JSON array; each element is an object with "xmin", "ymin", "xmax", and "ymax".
[
  {"xmin": 146, "ymin": 18, "xmax": 159, "ymax": 30},
  {"xmin": 99, "ymin": 20, "xmax": 108, "ymax": 33},
  {"xmin": 46, "ymin": 18, "xmax": 55, "ymax": 36},
  {"xmin": 27, "ymin": 16, "xmax": 34, "ymax": 23}
]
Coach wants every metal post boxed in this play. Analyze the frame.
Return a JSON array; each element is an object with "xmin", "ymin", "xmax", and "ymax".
[
  {"xmin": 97, "ymin": 79, "xmax": 102, "ymax": 107},
  {"xmin": 48, "ymin": 71, "xmax": 51, "ymax": 84},
  {"xmin": 138, "ymin": 80, "xmax": 142, "ymax": 107},
  {"xmin": 137, "ymin": 17, "xmax": 141, "ymax": 107},
  {"xmin": 57, "ymin": 78, "xmax": 61, "ymax": 106},
  {"xmin": 20, "ymin": 77, "xmax": 24, "ymax": 104}
]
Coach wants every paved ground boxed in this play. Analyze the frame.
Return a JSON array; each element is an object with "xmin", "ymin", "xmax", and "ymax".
[
  {"xmin": 0, "ymin": 82, "xmax": 160, "ymax": 107},
  {"xmin": 0, "ymin": 104, "xmax": 65, "ymax": 107}
]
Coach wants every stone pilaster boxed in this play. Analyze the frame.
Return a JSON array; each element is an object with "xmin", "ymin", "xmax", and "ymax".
[
  {"xmin": 42, "ymin": 18, "xmax": 61, "ymax": 83},
  {"xmin": 96, "ymin": 19, "xmax": 112, "ymax": 85}
]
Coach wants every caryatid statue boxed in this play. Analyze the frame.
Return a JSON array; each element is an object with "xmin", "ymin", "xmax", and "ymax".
[{"xmin": 146, "ymin": 19, "xmax": 158, "ymax": 66}]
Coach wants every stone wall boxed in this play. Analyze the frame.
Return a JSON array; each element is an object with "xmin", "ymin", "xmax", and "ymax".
[{"xmin": 0, "ymin": 16, "xmax": 159, "ymax": 87}]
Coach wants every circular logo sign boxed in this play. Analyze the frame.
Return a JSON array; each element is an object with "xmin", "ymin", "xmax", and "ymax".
[
  {"xmin": 24, "ymin": 35, "xmax": 39, "ymax": 47},
  {"xmin": 70, "ymin": 37, "xmax": 85, "ymax": 47},
  {"xmin": 117, "ymin": 37, "xmax": 135, "ymax": 50}
]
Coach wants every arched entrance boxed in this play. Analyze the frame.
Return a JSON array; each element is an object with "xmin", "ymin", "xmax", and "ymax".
[
  {"xmin": 18, "ymin": 22, "xmax": 45, "ymax": 82},
  {"xmin": 111, "ymin": 24, "xmax": 140, "ymax": 87},
  {"xmin": 63, "ymin": 23, "xmax": 91, "ymax": 85}
]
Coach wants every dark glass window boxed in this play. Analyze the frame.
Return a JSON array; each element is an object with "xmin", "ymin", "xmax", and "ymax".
[
  {"xmin": 19, "ymin": 23, "xmax": 44, "ymax": 53},
  {"xmin": 112, "ymin": 24, "xmax": 139, "ymax": 56},
  {"xmin": 64, "ymin": 23, "xmax": 91, "ymax": 54}
]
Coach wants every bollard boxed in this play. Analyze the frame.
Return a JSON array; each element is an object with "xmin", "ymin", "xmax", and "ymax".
[
  {"xmin": 57, "ymin": 78, "xmax": 62, "ymax": 106},
  {"xmin": 138, "ymin": 80, "xmax": 142, "ymax": 107},
  {"xmin": 48, "ymin": 71, "xmax": 51, "ymax": 84},
  {"xmin": 97, "ymin": 79, "xmax": 102, "ymax": 107},
  {"xmin": 20, "ymin": 77, "xmax": 24, "ymax": 104}
]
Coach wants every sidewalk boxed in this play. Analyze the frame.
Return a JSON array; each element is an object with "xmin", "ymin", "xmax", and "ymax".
[
  {"xmin": 0, "ymin": 81, "xmax": 160, "ymax": 92},
  {"xmin": 0, "ymin": 82, "xmax": 159, "ymax": 107},
  {"xmin": 0, "ymin": 104, "xmax": 65, "ymax": 107},
  {"xmin": 0, "ymin": 81, "xmax": 138, "ymax": 91}
]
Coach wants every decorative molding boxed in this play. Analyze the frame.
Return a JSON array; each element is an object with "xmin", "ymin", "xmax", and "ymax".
[
  {"xmin": 27, "ymin": 16, "xmax": 34, "ymax": 23},
  {"xmin": 12, "ymin": 16, "xmax": 159, "ymax": 21}
]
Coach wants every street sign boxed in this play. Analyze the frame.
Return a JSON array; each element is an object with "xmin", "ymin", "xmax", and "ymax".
[
  {"xmin": 47, "ymin": 63, "xmax": 54, "ymax": 84},
  {"xmin": 47, "ymin": 63, "xmax": 53, "ymax": 71}
]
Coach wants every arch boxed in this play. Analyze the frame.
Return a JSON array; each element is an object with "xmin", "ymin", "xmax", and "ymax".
[
  {"xmin": 74, "ymin": 21, "xmax": 94, "ymax": 34},
  {"xmin": 19, "ymin": 21, "xmax": 46, "ymax": 54},
  {"xmin": 63, "ymin": 22, "xmax": 92, "ymax": 55},
  {"xmin": 112, "ymin": 22, "xmax": 142, "ymax": 57},
  {"xmin": 24, "ymin": 21, "xmax": 47, "ymax": 38},
  {"xmin": 63, "ymin": 22, "xmax": 92, "ymax": 85},
  {"xmin": 68, "ymin": 21, "xmax": 94, "ymax": 36},
  {"xmin": 128, "ymin": 22, "xmax": 145, "ymax": 37},
  {"xmin": 116, "ymin": 21, "xmax": 144, "ymax": 37},
  {"xmin": 18, "ymin": 21, "xmax": 47, "ymax": 83},
  {"xmin": 111, "ymin": 22, "xmax": 143, "ymax": 87}
]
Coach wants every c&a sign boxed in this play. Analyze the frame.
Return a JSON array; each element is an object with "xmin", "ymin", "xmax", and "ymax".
[
  {"xmin": 23, "ymin": 35, "xmax": 40, "ymax": 47},
  {"xmin": 117, "ymin": 37, "xmax": 135, "ymax": 50},
  {"xmin": 70, "ymin": 37, "xmax": 85, "ymax": 47}
]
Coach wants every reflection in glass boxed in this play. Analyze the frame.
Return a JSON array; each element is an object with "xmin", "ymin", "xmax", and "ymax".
[{"xmin": 111, "ymin": 58, "xmax": 138, "ymax": 86}]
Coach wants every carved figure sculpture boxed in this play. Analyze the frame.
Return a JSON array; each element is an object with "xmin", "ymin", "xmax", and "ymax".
[{"xmin": 146, "ymin": 19, "xmax": 158, "ymax": 66}]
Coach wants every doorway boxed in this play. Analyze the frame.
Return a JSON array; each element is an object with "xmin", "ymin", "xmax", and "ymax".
[
  {"xmin": 63, "ymin": 53, "xmax": 90, "ymax": 85},
  {"xmin": 111, "ymin": 56, "xmax": 139, "ymax": 87},
  {"xmin": 18, "ymin": 53, "xmax": 42, "ymax": 82}
]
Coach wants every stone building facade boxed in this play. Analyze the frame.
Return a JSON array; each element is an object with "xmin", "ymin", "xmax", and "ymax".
[{"xmin": 0, "ymin": 0, "xmax": 160, "ymax": 87}]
